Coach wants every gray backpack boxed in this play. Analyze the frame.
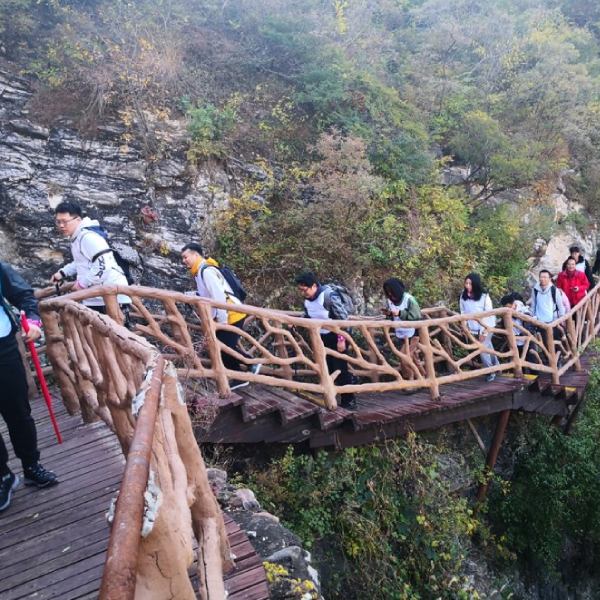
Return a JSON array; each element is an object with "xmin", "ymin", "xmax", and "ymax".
[{"xmin": 323, "ymin": 284, "xmax": 355, "ymax": 320}]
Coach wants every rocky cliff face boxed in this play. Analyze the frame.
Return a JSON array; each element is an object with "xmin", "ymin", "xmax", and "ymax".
[
  {"xmin": 2, "ymin": 69, "xmax": 597, "ymax": 295},
  {"xmin": 0, "ymin": 69, "xmax": 237, "ymax": 290}
]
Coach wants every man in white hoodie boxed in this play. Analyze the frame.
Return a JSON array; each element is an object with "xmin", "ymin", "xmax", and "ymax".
[{"xmin": 50, "ymin": 201, "xmax": 131, "ymax": 316}]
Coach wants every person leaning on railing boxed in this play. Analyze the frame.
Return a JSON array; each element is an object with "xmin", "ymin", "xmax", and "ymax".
[
  {"xmin": 0, "ymin": 261, "xmax": 58, "ymax": 512},
  {"xmin": 459, "ymin": 272, "xmax": 499, "ymax": 382}
]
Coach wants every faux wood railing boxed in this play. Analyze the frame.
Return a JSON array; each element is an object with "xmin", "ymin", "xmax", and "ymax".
[
  {"xmin": 38, "ymin": 298, "xmax": 233, "ymax": 600},
  {"xmin": 39, "ymin": 282, "xmax": 600, "ymax": 411}
]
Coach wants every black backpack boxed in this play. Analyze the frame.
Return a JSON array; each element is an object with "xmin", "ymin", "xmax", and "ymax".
[
  {"xmin": 84, "ymin": 226, "xmax": 135, "ymax": 285},
  {"xmin": 201, "ymin": 263, "xmax": 247, "ymax": 302}
]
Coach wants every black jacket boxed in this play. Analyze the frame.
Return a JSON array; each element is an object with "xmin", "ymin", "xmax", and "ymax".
[{"xmin": 0, "ymin": 261, "xmax": 40, "ymax": 339}]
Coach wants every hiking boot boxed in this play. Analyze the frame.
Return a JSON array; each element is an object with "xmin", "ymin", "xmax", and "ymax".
[
  {"xmin": 23, "ymin": 463, "xmax": 58, "ymax": 488},
  {"xmin": 0, "ymin": 472, "xmax": 19, "ymax": 512},
  {"xmin": 230, "ymin": 379, "xmax": 250, "ymax": 391},
  {"xmin": 485, "ymin": 373, "xmax": 497, "ymax": 383}
]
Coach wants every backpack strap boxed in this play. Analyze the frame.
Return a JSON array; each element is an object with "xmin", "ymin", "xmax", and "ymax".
[
  {"xmin": 78, "ymin": 228, "xmax": 109, "ymax": 262},
  {"xmin": 533, "ymin": 287, "xmax": 559, "ymax": 316},
  {"xmin": 200, "ymin": 263, "xmax": 233, "ymax": 298},
  {"xmin": 91, "ymin": 248, "xmax": 113, "ymax": 263}
]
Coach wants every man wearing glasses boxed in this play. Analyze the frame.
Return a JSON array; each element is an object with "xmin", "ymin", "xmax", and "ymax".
[{"xmin": 50, "ymin": 201, "xmax": 131, "ymax": 317}]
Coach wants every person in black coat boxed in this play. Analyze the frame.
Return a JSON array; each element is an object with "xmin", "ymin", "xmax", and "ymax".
[{"xmin": 0, "ymin": 262, "xmax": 57, "ymax": 512}]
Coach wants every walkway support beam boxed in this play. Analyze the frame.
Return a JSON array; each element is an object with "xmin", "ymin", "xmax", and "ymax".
[{"xmin": 476, "ymin": 409, "xmax": 511, "ymax": 504}]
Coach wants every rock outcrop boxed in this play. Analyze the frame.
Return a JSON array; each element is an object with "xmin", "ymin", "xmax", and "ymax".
[
  {"xmin": 0, "ymin": 69, "xmax": 235, "ymax": 291},
  {"xmin": 208, "ymin": 468, "xmax": 323, "ymax": 600}
]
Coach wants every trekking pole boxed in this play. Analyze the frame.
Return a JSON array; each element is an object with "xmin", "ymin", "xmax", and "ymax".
[{"xmin": 20, "ymin": 312, "xmax": 63, "ymax": 444}]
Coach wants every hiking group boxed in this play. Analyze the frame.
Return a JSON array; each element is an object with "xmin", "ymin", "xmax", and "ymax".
[{"xmin": 1, "ymin": 199, "xmax": 596, "ymax": 512}]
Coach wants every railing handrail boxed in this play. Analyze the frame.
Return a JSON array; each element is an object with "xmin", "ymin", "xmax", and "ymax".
[
  {"xmin": 99, "ymin": 355, "xmax": 165, "ymax": 600},
  {"xmin": 39, "ymin": 300, "xmax": 233, "ymax": 599},
  {"xmin": 38, "ymin": 280, "xmax": 600, "ymax": 330},
  {"xmin": 38, "ymin": 280, "xmax": 600, "ymax": 406}
]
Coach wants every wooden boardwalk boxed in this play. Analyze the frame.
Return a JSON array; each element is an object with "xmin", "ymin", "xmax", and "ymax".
[
  {"xmin": 194, "ymin": 354, "xmax": 594, "ymax": 449},
  {"xmin": 0, "ymin": 392, "xmax": 269, "ymax": 599}
]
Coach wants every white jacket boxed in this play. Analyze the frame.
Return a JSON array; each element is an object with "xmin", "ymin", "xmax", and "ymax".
[
  {"xmin": 529, "ymin": 284, "xmax": 566, "ymax": 323},
  {"xmin": 61, "ymin": 217, "xmax": 131, "ymax": 306},
  {"xmin": 193, "ymin": 261, "xmax": 242, "ymax": 324},
  {"xmin": 459, "ymin": 293, "xmax": 496, "ymax": 334}
]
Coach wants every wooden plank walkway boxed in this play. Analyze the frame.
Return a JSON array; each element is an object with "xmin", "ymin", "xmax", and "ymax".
[
  {"xmin": 195, "ymin": 355, "xmax": 594, "ymax": 449},
  {"xmin": 0, "ymin": 391, "xmax": 269, "ymax": 599}
]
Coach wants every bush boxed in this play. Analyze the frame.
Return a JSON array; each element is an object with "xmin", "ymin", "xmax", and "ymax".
[
  {"xmin": 185, "ymin": 97, "xmax": 239, "ymax": 160},
  {"xmin": 487, "ymin": 361, "xmax": 600, "ymax": 578},
  {"xmin": 250, "ymin": 436, "xmax": 484, "ymax": 599}
]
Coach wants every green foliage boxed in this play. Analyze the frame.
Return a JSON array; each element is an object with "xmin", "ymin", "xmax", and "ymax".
[
  {"xmin": 185, "ymin": 97, "xmax": 239, "ymax": 159},
  {"xmin": 487, "ymin": 363, "xmax": 600, "ymax": 577},
  {"xmin": 250, "ymin": 437, "xmax": 483, "ymax": 599}
]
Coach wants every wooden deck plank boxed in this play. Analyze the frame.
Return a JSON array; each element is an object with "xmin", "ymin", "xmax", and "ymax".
[{"xmin": 1, "ymin": 391, "xmax": 269, "ymax": 600}]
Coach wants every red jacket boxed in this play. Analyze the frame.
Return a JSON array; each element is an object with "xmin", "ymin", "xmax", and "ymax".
[{"xmin": 556, "ymin": 269, "xmax": 589, "ymax": 307}]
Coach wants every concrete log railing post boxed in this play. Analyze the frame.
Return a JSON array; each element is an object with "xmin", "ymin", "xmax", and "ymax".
[
  {"xmin": 308, "ymin": 325, "xmax": 338, "ymax": 410},
  {"xmin": 39, "ymin": 306, "xmax": 81, "ymax": 414},
  {"xmin": 99, "ymin": 356, "xmax": 164, "ymax": 600},
  {"xmin": 418, "ymin": 325, "xmax": 439, "ymax": 401},
  {"xmin": 544, "ymin": 324, "xmax": 560, "ymax": 385},
  {"xmin": 194, "ymin": 300, "xmax": 230, "ymax": 397},
  {"xmin": 502, "ymin": 311, "xmax": 522, "ymax": 378},
  {"xmin": 104, "ymin": 292, "xmax": 124, "ymax": 325},
  {"xmin": 273, "ymin": 320, "xmax": 294, "ymax": 380},
  {"xmin": 566, "ymin": 316, "xmax": 582, "ymax": 372}
]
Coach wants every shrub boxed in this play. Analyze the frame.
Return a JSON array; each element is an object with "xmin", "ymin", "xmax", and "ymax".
[
  {"xmin": 250, "ymin": 436, "xmax": 484, "ymax": 599},
  {"xmin": 487, "ymin": 362, "xmax": 600, "ymax": 578}
]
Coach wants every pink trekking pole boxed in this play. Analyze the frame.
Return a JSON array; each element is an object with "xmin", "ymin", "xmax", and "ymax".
[{"xmin": 20, "ymin": 311, "xmax": 63, "ymax": 444}]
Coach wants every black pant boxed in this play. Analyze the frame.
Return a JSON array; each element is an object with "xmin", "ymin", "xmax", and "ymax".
[
  {"xmin": 90, "ymin": 304, "xmax": 132, "ymax": 329},
  {"xmin": 321, "ymin": 331, "xmax": 355, "ymax": 402},
  {"xmin": 216, "ymin": 318, "xmax": 251, "ymax": 372},
  {"xmin": 0, "ymin": 336, "xmax": 39, "ymax": 476}
]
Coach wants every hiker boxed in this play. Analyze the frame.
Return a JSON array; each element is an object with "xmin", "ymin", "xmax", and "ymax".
[
  {"xmin": 295, "ymin": 272, "xmax": 357, "ymax": 410},
  {"xmin": 562, "ymin": 245, "xmax": 594, "ymax": 289},
  {"xmin": 459, "ymin": 273, "xmax": 499, "ymax": 382},
  {"xmin": 0, "ymin": 262, "xmax": 58, "ymax": 512},
  {"xmin": 556, "ymin": 257, "xmax": 589, "ymax": 308},
  {"xmin": 592, "ymin": 248, "xmax": 600, "ymax": 278},
  {"xmin": 181, "ymin": 243, "xmax": 259, "ymax": 391},
  {"xmin": 382, "ymin": 278, "xmax": 424, "ymax": 380},
  {"xmin": 529, "ymin": 270, "xmax": 567, "ymax": 323},
  {"xmin": 528, "ymin": 270, "xmax": 569, "ymax": 364},
  {"xmin": 50, "ymin": 201, "xmax": 131, "ymax": 321},
  {"xmin": 501, "ymin": 292, "xmax": 533, "ymax": 347}
]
